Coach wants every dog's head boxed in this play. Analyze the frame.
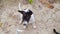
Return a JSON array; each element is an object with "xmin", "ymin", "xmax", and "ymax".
[
  {"xmin": 18, "ymin": 9, "xmax": 33, "ymax": 16},
  {"xmin": 18, "ymin": 9, "xmax": 33, "ymax": 23}
]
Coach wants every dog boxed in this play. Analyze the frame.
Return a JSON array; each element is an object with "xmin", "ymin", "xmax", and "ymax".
[
  {"xmin": 18, "ymin": 9, "xmax": 36, "ymax": 29},
  {"xmin": 53, "ymin": 29, "xmax": 60, "ymax": 34}
]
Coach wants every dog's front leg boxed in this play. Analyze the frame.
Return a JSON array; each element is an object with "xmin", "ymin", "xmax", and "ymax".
[{"xmin": 30, "ymin": 14, "xmax": 36, "ymax": 29}]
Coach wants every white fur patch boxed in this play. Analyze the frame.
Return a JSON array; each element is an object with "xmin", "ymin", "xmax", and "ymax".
[
  {"xmin": 30, "ymin": 14, "xmax": 35, "ymax": 23},
  {"xmin": 23, "ymin": 26, "xmax": 26, "ymax": 29},
  {"xmin": 30, "ymin": 14, "xmax": 36, "ymax": 28},
  {"xmin": 33, "ymin": 25, "xmax": 36, "ymax": 29},
  {"xmin": 23, "ymin": 21, "xmax": 28, "ymax": 25},
  {"xmin": 24, "ymin": 9, "xmax": 29, "ymax": 12}
]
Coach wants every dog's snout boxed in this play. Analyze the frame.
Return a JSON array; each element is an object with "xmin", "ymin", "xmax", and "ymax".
[{"xmin": 23, "ymin": 24, "xmax": 26, "ymax": 26}]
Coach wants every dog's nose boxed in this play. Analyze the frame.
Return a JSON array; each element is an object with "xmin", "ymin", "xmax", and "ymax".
[{"xmin": 23, "ymin": 24, "xmax": 26, "ymax": 26}]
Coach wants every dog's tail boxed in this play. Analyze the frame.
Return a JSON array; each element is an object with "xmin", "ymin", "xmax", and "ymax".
[
  {"xmin": 18, "ymin": 3, "xmax": 22, "ymax": 10},
  {"xmin": 53, "ymin": 29, "xmax": 60, "ymax": 34}
]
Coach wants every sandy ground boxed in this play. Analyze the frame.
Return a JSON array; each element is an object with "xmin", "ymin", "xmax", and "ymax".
[{"xmin": 0, "ymin": 0, "xmax": 60, "ymax": 34}]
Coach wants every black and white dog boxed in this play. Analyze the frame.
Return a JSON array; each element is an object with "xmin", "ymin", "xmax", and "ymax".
[
  {"xmin": 53, "ymin": 29, "xmax": 60, "ymax": 34},
  {"xmin": 18, "ymin": 9, "xmax": 36, "ymax": 29}
]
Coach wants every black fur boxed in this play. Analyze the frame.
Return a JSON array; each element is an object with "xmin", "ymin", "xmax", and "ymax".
[
  {"xmin": 18, "ymin": 9, "xmax": 33, "ymax": 23},
  {"xmin": 18, "ymin": 10, "xmax": 24, "ymax": 14},
  {"xmin": 53, "ymin": 29, "xmax": 60, "ymax": 34}
]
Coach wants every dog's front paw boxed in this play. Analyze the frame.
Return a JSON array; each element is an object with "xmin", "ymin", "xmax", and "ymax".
[{"xmin": 23, "ymin": 26, "xmax": 27, "ymax": 29}]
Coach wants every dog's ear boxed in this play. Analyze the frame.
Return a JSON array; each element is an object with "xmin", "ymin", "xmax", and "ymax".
[
  {"xmin": 18, "ymin": 10, "xmax": 23, "ymax": 14},
  {"xmin": 28, "ymin": 9, "xmax": 33, "ymax": 15}
]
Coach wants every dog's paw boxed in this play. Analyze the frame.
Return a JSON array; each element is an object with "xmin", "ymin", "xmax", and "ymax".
[
  {"xmin": 23, "ymin": 26, "xmax": 27, "ymax": 29},
  {"xmin": 33, "ymin": 26, "xmax": 36, "ymax": 29}
]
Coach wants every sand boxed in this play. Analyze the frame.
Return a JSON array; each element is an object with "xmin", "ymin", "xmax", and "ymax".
[{"xmin": 0, "ymin": 0, "xmax": 60, "ymax": 34}]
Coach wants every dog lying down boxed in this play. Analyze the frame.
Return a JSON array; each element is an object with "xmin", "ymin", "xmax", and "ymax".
[
  {"xmin": 18, "ymin": 9, "xmax": 36, "ymax": 29},
  {"xmin": 53, "ymin": 29, "xmax": 60, "ymax": 34}
]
